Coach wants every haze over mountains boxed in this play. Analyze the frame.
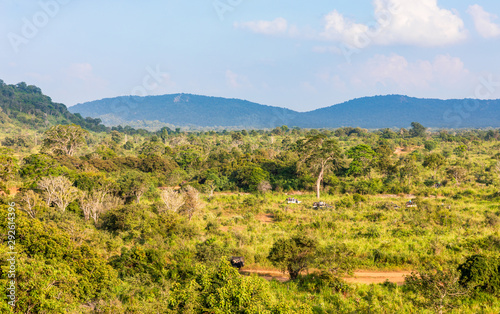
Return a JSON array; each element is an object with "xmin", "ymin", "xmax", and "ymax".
[{"xmin": 69, "ymin": 94, "xmax": 500, "ymax": 130}]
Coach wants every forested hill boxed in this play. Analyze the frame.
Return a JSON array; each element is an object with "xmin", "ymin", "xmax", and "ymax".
[
  {"xmin": 0, "ymin": 80, "xmax": 106, "ymax": 132},
  {"xmin": 70, "ymin": 93, "xmax": 500, "ymax": 129},
  {"xmin": 301, "ymin": 95, "xmax": 500, "ymax": 129},
  {"xmin": 69, "ymin": 94, "xmax": 300, "ymax": 129}
]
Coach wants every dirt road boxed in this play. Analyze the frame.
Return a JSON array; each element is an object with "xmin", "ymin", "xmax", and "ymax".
[{"xmin": 240, "ymin": 269, "xmax": 411, "ymax": 285}]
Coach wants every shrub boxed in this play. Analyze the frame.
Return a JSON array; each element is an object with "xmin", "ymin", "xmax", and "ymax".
[
  {"xmin": 110, "ymin": 246, "xmax": 167, "ymax": 282},
  {"xmin": 268, "ymin": 235, "xmax": 318, "ymax": 280},
  {"xmin": 195, "ymin": 238, "xmax": 228, "ymax": 266},
  {"xmin": 335, "ymin": 196, "xmax": 355, "ymax": 209},
  {"xmin": 297, "ymin": 271, "xmax": 350, "ymax": 294},
  {"xmin": 458, "ymin": 255, "xmax": 500, "ymax": 295}
]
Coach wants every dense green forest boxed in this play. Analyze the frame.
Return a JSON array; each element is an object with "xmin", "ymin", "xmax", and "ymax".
[
  {"xmin": 0, "ymin": 80, "xmax": 106, "ymax": 132},
  {"xmin": 1, "ymin": 116, "xmax": 500, "ymax": 313}
]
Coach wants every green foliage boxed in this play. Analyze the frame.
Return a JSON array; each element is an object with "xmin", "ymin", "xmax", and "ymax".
[
  {"xmin": 234, "ymin": 165, "xmax": 269, "ymax": 191},
  {"xmin": 117, "ymin": 170, "xmax": 151, "ymax": 203},
  {"xmin": 0, "ymin": 81, "xmax": 107, "ymax": 131},
  {"xmin": 297, "ymin": 271, "xmax": 350, "ymax": 294},
  {"xmin": 195, "ymin": 238, "xmax": 228, "ymax": 266},
  {"xmin": 1, "ymin": 135, "xmax": 32, "ymax": 148},
  {"xmin": 42, "ymin": 124, "xmax": 89, "ymax": 156},
  {"xmin": 0, "ymin": 212, "xmax": 117, "ymax": 312},
  {"xmin": 139, "ymin": 154, "xmax": 177, "ymax": 173},
  {"xmin": 268, "ymin": 235, "xmax": 318, "ymax": 280},
  {"xmin": 110, "ymin": 246, "xmax": 167, "ymax": 282},
  {"xmin": 73, "ymin": 171, "xmax": 114, "ymax": 192},
  {"xmin": 20, "ymin": 154, "xmax": 68, "ymax": 181},
  {"xmin": 410, "ymin": 122, "xmax": 426, "ymax": 138},
  {"xmin": 458, "ymin": 255, "xmax": 500, "ymax": 295},
  {"xmin": 3, "ymin": 117, "xmax": 500, "ymax": 312},
  {"xmin": 0, "ymin": 154, "xmax": 18, "ymax": 181},
  {"xmin": 404, "ymin": 267, "xmax": 469, "ymax": 313},
  {"xmin": 335, "ymin": 195, "xmax": 355, "ymax": 209},
  {"xmin": 168, "ymin": 259, "xmax": 274, "ymax": 313},
  {"xmin": 139, "ymin": 140, "xmax": 166, "ymax": 156},
  {"xmin": 347, "ymin": 144, "xmax": 376, "ymax": 177},
  {"xmin": 424, "ymin": 140, "xmax": 437, "ymax": 151},
  {"xmin": 111, "ymin": 130, "xmax": 123, "ymax": 144},
  {"xmin": 122, "ymin": 140, "xmax": 134, "ymax": 150}
]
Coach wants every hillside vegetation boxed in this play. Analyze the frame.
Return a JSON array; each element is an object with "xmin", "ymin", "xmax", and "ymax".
[
  {"xmin": 0, "ymin": 80, "xmax": 106, "ymax": 132},
  {"xmin": 1, "ymin": 121, "xmax": 500, "ymax": 313},
  {"xmin": 70, "ymin": 93, "xmax": 500, "ymax": 129}
]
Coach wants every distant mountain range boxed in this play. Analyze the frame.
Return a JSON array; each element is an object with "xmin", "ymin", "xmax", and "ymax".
[{"xmin": 69, "ymin": 93, "xmax": 500, "ymax": 129}]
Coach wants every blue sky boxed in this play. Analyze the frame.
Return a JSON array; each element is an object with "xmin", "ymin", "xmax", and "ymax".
[{"xmin": 2, "ymin": 0, "xmax": 500, "ymax": 111}]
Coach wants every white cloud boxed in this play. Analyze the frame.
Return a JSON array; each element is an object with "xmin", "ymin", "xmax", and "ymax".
[
  {"xmin": 234, "ymin": 17, "xmax": 288, "ymax": 35},
  {"xmin": 467, "ymin": 4, "xmax": 500, "ymax": 38},
  {"xmin": 225, "ymin": 70, "xmax": 251, "ymax": 88},
  {"xmin": 321, "ymin": 10, "xmax": 370, "ymax": 46},
  {"xmin": 321, "ymin": 0, "xmax": 467, "ymax": 46},
  {"xmin": 312, "ymin": 46, "xmax": 342, "ymax": 54},
  {"xmin": 360, "ymin": 54, "xmax": 471, "ymax": 89},
  {"xmin": 236, "ymin": 1, "xmax": 466, "ymax": 47}
]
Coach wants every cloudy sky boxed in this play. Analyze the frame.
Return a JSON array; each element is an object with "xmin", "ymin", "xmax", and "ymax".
[{"xmin": 2, "ymin": 0, "xmax": 500, "ymax": 111}]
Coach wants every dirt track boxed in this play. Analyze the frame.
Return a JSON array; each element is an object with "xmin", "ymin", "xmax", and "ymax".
[
  {"xmin": 240, "ymin": 269, "xmax": 411, "ymax": 285},
  {"xmin": 344, "ymin": 271, "xmax": 411, "ymax": 285}
]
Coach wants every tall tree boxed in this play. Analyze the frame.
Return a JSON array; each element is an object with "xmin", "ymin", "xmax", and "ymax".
[
  {"xmin": 423, "ymin": 153, "xmax": 446, "ymax": 178},
  {"xmin": 117, "ymin": 171, "xmax": 151, "ymax": 203},
  {"xmin": 346, "ymin": 144, "xmax": 376, "ymax": 178},
  {"xmin": 42, "ymin": 124, "xmax": 88, "ymax": 156},
  {"xmin": 446, "ymin": 165, "xmax": 468, "ymax": 186},
  {"xmin": 297, "ymin": 134, "xmax": 342, "ymax": 199},
  {"xmin": 0, "ymin": 155, "xmax": 18, "ymax": 181},
  {"xmin": 38, "ymin": 176, "xmax": 79, "ymax": 212},
  {"xmin": 399, "ymin": 155, "xmax": 420, "ymax": 187},
  {"xmin": 268, "ymin": 235, "xmax": 318, "ymax": 280},
  {"xmin": 374, "ymin": 142, "xmax": 396, "ymax": 178},
  {"xmin": 410, "ymin": 122, "xmax": 426, "ymax": 138}
]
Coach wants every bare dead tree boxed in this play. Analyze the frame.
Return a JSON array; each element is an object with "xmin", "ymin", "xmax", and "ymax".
[
  {"xmin": 39, "ymin": 176, "xmax": 79, "ymax": 212},
  {"xmin": 257, "ymin": 180, "xmax": 272, "ymax": 193},
  {"xmin": 180, "ymin": 186, "xmax": 203, "ymax": 221},
  {"xmin": 20, "ymin": 190, "xmax": 41, "ymax": 219},
  {"xmin": 80, "ymin": 189, "xmax": 123, "ymax": 224},
  {"xmin": 80, "ymin": 190, "xmax": 106, "ymax": 222},
  {"xmin": 97, "ymin": 195, "xmax": 123, "ymax": 224},
  {"xmin": 160, "ymin": 187, "xmax": 184, "ymax": 213},
  {"xmin": 38, "ymin": 176, "xmax": 59, "ymax": 206}
]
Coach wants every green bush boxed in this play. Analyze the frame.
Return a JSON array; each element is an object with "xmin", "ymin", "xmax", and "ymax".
[
  {"xmin": 458, "ymin": 255, "xmax": 500, "ymax": 295},
  {"xmin": 110, "ymin": 246, "xmax": 167, "ymax": 282},
  {"xmin": 335, "ymin": 196, "xmax": 355, "ymax": 209},
  {"xmin": 297, "ymin": 271, "xmax": 350, "ymax": 294}
]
